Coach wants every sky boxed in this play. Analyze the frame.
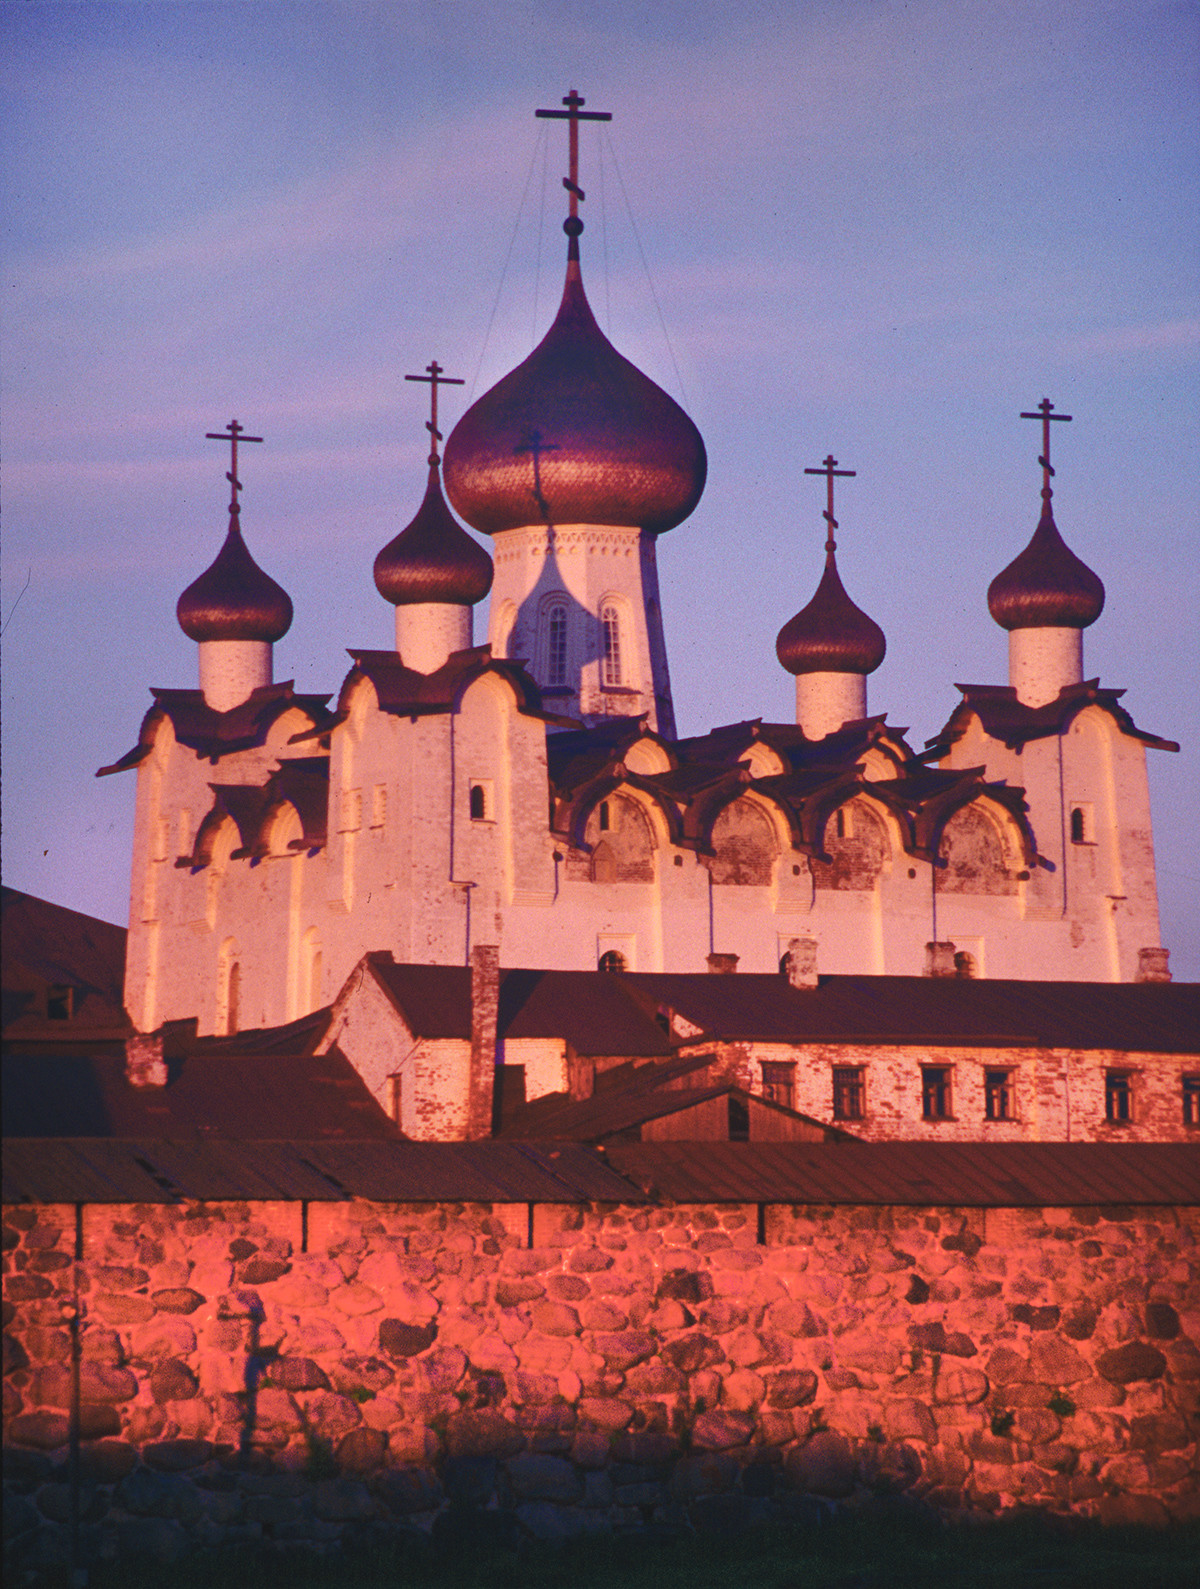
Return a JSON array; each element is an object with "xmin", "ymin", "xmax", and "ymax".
[{"xmin": 2, "ymin": 0, "xmax": 1198, "ymax": 976}]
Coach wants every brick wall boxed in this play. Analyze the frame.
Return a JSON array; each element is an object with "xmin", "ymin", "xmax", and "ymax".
[{"xmin": 4, "ymin": 1196, "xmax": 1197, "ymax": 1568}]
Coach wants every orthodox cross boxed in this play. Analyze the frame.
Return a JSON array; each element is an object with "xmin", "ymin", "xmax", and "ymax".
[
  {"xmin": 1020, "ymin": 397, "xmax": 1071, "ymax": 498},
  {"xmin": 405, "ymin": 360, "xmax": 464, "ymax": 465},
  {"xmin": 516, "ymin": 428, "xmax": 559, "ymax": 520},
  {"xmin": 536, "ymin": 89, "xmax": 612, "ymax": 233},
  {"xmin": 206, "ymin": 419, "xmax": 263, "ymax": 513},
  {"xmin": 804, "ymin": 455, "xmax": 856, "ymax": 552}
]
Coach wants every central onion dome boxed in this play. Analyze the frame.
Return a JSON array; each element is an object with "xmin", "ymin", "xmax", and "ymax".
[
  {"xmin": 776, "ymin": 545, "xmax": 886, "ymax": 676},
  {"xmin": 374, "ymin": 463, "xmax": 493, "ymax": 607},
  {"xmin": 177, "ymin": 509, "xmax": 293, "ymax": 643},
  {"xmin": 443, "ymin": 252, "xmax": 706, "ymax": 536},
  {"xmin": 987, "ymin": 497, "xmax": 1105, "ymax": 631}
]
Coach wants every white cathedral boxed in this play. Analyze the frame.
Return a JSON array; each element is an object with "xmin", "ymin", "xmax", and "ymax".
[{"xmin": 103, "ymin": 97, "xmax": 1177, "ymax": 1040}]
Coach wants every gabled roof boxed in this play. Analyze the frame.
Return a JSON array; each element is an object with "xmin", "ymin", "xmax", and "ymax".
[
  {"xmin": 337, "ymin": 646, "xmax": 561, "ymax": 723},
  {"xmin": 1, "ymin": 1047, "xmax": 397, "ymax": 1140},
  {"xmin": 928, "ymin": 679, "xmax": 1180, "ymax": 756},
  {"xmin": 191, "ymin": 756, "xmax": 329, "ymax": 863},
  {"xmin": 97, "ymin": 682, "xmax": 335, "ymax": 774}
]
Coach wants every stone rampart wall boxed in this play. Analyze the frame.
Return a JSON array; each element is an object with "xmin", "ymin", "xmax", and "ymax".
[{"xmin": 4, "ymin": 1197, "xmax": 1198, "ymax": 1567}]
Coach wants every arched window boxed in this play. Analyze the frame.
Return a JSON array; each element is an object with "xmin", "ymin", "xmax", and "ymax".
[
  {"xmin": 601, "ymin": 605, "xmax": 622, "ymax": 687},
  {"xmin": 598, "ymin": 950, "xmax": 627, "ymax": 973},
  {"xmin": 547, "ymin": 604, "xmax": 568, "ymax": 686},
  {"xmin": 1070, "ymin": 807, "xmax": 1086, "ymax": 843},
  {"xmin": 469, "ymin": 784, "xmax": 487, "ymax": 821}
]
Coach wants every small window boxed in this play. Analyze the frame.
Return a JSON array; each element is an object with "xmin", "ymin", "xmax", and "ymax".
[
  {"xmin": 224, "ymin": 962, "xmax": 240, "ymax": 1037},
  {"xmin": 469, "ymin": 781, "xmax": 492, "ymax": 822},
  {"xmin": 547, "ymin": 604, "xmax": 568, "ymax": 686},
  {"xmin": 601, "ymin": 605, "xmax": 622, "ymax": 688},
  {"xmin": 728, "ymin": 1095, "xmax": 750, "ymax": 1141},
  {"xmin": 46, "ymin": 984, "xmax": 73, "ymax": 1022},
  {"xmin": 985, "ymin": 1068, "xmax": 1015, "ymax": 1121},
  {"xmin": 598, "ymin": 800, "xmax": 610, "ymax": 832},
  {"xmin": 761, "ymin": 1062, "xmax": 795, "ymax": 1110},
  {"xmin": 1105, "ymin": 1070, "xmax": 1133, "ymax": 1124},
  {"xmin": 1183, "ymin": 1075, "xmax": 1200, "ymax": 1127},
  {"xmin": 388, "ymin": 1074, "xmax": 402, "ymax": 1124},
  {"xmin": 598, "ymin": 950, "xmax": 627, "ymax": 973},
  {"xmin": 832, "ymin": 1066, "xmax": 864, "ymax": 1121},
  {"xmin": 922, "ymin": 1066, "xmax": 952, "ymax": 1120},
  {"xmin": 1069, "ymin": 805, "xmax": 1094, "ymax": 844},
  {"xmin": 834, "ymin": 806, "xmax": 853, "ymax": 839}
]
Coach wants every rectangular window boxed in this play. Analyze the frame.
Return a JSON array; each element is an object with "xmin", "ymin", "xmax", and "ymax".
[
  {"xmin": 761, "ymin": 1062, "xmax": 795, "ymax": 1110},
  {"xmin": 46, "ymin": 984, "xmax": 73, "ymax": 1022},
  {"xmin": 1105, "ymin": 1070, "xmax": 1133, "ymax": 1124},
  {"xmin": 547, "ymin": 606, "xmax": 568, "ymax": 686},
  {"xmin": 922, "ymin": 1066, "xmax": 953, "ymax": 1120},
  {"xmin": 1184, "ymin": 1075, "xmax": 1200, "ymax": 1127},
  {"xmin": 601, "ymin": 605, "xmax": 622, "ymax": 688},
  {"xmin": 832, "ymin": 1066, "xmax": 864, "ymax": 1121},
  {"xmin": 984, "ymin": 1068, "xmax": 1015, "ymax": 1121}
]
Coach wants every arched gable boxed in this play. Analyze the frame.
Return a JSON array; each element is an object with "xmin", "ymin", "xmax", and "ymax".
[
  {"xmin": 935, "ymin": 799, "xmax": 1021, "ymax": 895},
  {"xmin": 705, "ymin": 794, "xmax": 781, "ymax": 887},
  {"xmin": 812, "ymin": 795, "xmax": 890, "ymax": 891},
  {"xmin": 572, "ymin": 791, "xmax": 657, "ymax": 883}
]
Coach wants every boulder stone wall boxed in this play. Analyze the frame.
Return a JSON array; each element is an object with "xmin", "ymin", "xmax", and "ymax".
[{"xmin": 3, "ymin": 1197, "xmax": 1198, "ymax": 1565}]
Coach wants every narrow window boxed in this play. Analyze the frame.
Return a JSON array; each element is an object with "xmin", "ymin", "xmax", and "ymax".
[
  {"xmin": 1070, "ymin": 806, "xmax": 1086, "ymax": 843},
  {"xmin": 728, "ymin": 1095, "xmax": 750, "ymax": 1141},
  {"xmin": 46, "ymin": 984, "xmax": 73, "ymax": 1022},
  {"xmin": 1105, "ymin": 1070, "xmax": 1132, "ymax": 1123},
  {"xmin": 985, "ymin": 1068, "xmax": 1014, "ymax": 1121},
  {"xmin": 601, "ymin": 605, "xmax": 622, "ymax": 688},
  {"xmin": 469, "ymin": 784, "xmax": 486, "ymax": 821},
  {"xmin": 1183, "ymin": 1075, "xmax": 1200, "ymax": 1127},
  {"xmin": 225, "ymin": 962, "xmax": 240, "ymax": 1037},
  {"xmin": 598, "ymin": 800, "xmax": 610, "ymax": 832},
  {"xmin": 761, "ymin": 1062, "xmax": 795, "ymax": 1110},
  {"xmin": 922, "ymin": 1066, "xmax": 952, "ymax": 1120},
  {"xmin": 547, "ymin": 604, "xmax": 568, "ymax": 686},
  {"xmin": 598, "ymin": 950, "xmax": 626, "ymax": 973},
  {"xmin": 832, "ymin": 1066, "xmax": 864, "ymax": 1121},
  {"xmin": 388, "ymin": 1074, "xmax": 402, "ymax": 1125},
  {"xmin": 835, "ymin": 809, "xmax": 846, "ymax": 839}
]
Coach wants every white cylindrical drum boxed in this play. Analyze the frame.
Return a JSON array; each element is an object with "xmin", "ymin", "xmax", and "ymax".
[
  {"xmin": 795, "ymin": 671, "xmax": 868, "ymax": 740},
  {"xmin": 1008, "ymin": 627, "xmax": 1083, "ymax": 708},
  {"xmin": 199, "ymin": 640, "xmax": 272, "ymax": 713},
  {"xmin": 396, "ymin": 603, "xmax": 472, "ymax": 674}
]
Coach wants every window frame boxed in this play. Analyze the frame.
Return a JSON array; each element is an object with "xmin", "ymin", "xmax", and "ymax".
[
  {"xmin": 760, "ymin": 1061, "xmax": 796, "ymax": 1111},
  {"xmin": 1105, "ymin": 1069, "xmax": 1133, "ymax": 1124},
  {"xmin": 984, "ymin": 1067, "xmax": 1015, "ymax": 1122},
  {"xmin": 921, "ymin": 1065, "xmax": 953, "ymax": 1121},
  {"xmin": 832, "ymin": 1065, "xmax": 865, "ymax": 1121}
]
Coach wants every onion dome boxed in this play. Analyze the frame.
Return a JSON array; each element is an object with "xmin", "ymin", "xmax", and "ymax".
[
  {"xmin": 373, "ymin": 464, "xmax": 493, "ymax": 607},
  {"xmin": 443, "ymin": 251, "xmax": 706, "ymax": 536},
  {"xmin": 776, "ymin": 547, "xmax": 886, "ymax": 676},
  {"xmin": 987, "ymin": 499, "xmax": 1105, "ymax": 631},
  {"xmin": 177, "ymin": 509, "xmax": 293, "ymax": 642}
]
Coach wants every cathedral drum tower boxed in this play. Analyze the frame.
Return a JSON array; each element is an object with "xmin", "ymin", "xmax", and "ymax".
[{"xmin": 443, "ymin": 92, "xmax": 706, "ymax": 737}]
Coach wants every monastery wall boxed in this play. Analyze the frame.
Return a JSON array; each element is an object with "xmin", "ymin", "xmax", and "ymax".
[{"xmin": 5, "ymin": 1195, "xmax": 1198, "ymax": 1568}]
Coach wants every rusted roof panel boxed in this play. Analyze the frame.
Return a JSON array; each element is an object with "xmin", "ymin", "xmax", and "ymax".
[{"xmin": 602, "ymin": 1141, "xmax": 1200, "ymax": 1206}]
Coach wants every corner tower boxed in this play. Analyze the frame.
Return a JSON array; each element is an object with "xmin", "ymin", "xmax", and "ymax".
[{"xmin": 443, "ymin": 92, "xmax": 706, "ymax": 737}]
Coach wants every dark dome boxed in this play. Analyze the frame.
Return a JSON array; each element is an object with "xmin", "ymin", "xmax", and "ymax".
[
  {"xmin": 987, "ymin": 502, "xmax": 1105, "ymax": 631},
  {"xmin": 776, "ymin": 550, "xmax": 886, "ymax": 676},
  {"xmin": 177, "ymin": 511, "xmax": 293, "ymax": 643},
  {"xmin": 374, "ymin": 465, "xmax": 493, "ymax": 607},
  {"xmin": 443, "ymin": 252, "xmax": 706, "ymax": 536}
]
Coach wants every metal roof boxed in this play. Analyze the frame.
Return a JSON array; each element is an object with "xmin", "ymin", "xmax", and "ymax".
[
  {"xmin": 602, "ymin": 1141, "xmax": 1200, "ymax": 1207},
  {"xmin": 4, "ymin": 1138, "xmax": 1196, "ymax": 1209}
]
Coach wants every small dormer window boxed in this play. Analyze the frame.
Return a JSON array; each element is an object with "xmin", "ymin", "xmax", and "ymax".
[{"xmin": 46, "ymin": 984, "xmax": 73, "ymax": 1022}]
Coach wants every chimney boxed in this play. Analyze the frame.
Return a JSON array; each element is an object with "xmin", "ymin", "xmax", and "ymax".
[
  {"xmin": 706, "ymin": 953, "xmax": 739, "ymax": 975},
  {"xmin": 1136, "ymin": 947, "xmax": 1172, "ymax": 984},
  {"xmin": 924, "ymin": 941, "xmax": 958, "ymax": 978},
  {"xmin": 467, "ymin": 944, "xmax": 499, "ymax": 1139},
  {"xmin": 784, "ymin": 936, "xmax": 818, "ymax": 990},
  {"xmin": 126, "ymin": 1032, "xmax": 167, "ymax": 1088}
]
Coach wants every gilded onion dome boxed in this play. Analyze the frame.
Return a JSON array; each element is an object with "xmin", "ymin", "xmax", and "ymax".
[
  {"xmin": 987, "ymin": 499, "xmax": 1105, "ymax": 631},
  {"xmin": 373, "ymin": 464, "xmax": 493, "ymax": 607},
  {"xmin": 177, "ymin": 509, "xmax": 293, "ymax": 643},
  {"xmin": 776, "ymin": 547, "xmax": 886, "ymax": 677},
  {"xmin": 443, "ymin": 249, "xmax": 706, "ymax": 536}
]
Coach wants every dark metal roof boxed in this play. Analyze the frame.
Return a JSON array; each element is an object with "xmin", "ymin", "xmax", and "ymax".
[
  {"xmin": 776, "ymin": 546, "xmax": 886, "ymax": 678},
  {"xmin": 0, "ymin": 1139, "xmax": 647, "ymax": 1205},
  {"xmin": 603, "ymin": 1141, "xmax": 1200, "ymax": 1207},
  {"xmin": 1, "ymin": 1049, "xmax": 397, "ymax": 1140},
  {"xmin": 928, "ymin": 679, "xmax": 1179, "ymax": 757},
  {"xmin": 374, "ymin": 464, "xmax": 493, "ymax": 607},
  {"xmin": 97, "ymin": 683, "xmax": 335, "ymax": 776},
  {"xmin": 617, "ymin": 972, "xmax": 1200, "ymax": 1054},
  {"xmin": 176, "ymin": 509, "xmax": 293, "ymax": 643},
  {"xmin": 2, "ymin": 888, "xmax": 129, "ymax": 1040},
  {"xmin": 987, "ymin": 504, "xmax": 1104, "ymax": 632},
  {"xmin": 338, "ymin": 647, "xmax": 556, "ymax": 724},
  {"xmin": 4, "ymin": 1139, "xmax": 1195, "ymax": 1209}
]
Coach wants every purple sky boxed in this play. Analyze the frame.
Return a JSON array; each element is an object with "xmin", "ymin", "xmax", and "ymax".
[{"xmin": 3, "ymin": 1, "xmax": 1197, "ymax": 976}]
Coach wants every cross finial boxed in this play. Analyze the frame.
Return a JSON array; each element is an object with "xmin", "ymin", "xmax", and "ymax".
[
  {"xmin": 205, "ymin": 419, "xmax": 263, "ymax": 513},
  {"xmin": 804, "ymin": 454, "xmax": 856, "ymax": 553},
  {"xmin": 535, "ymin": 89, "xmax": 612, "ymax": 241},
  {"xmin": 405, "ymin": 360, "xmax": 465, "ymax": 466},
  {"xmin": 1020, "ymin": 397, "xmax": 1072, "ymax": 503}
]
